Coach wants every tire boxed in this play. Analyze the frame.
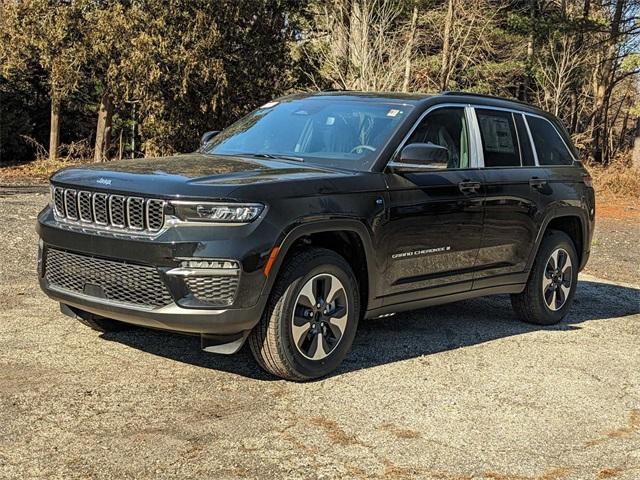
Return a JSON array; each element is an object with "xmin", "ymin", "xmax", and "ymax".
[
  {"xmin": 511, "ymin": 230, "xmax": 578, "ymax": 325},
  {"xmin": 248, "ymin": 247, "xmax": 360, "ymax": 381},
  {"xmin": 76, "ymin": 315, "xmax": 133, "ymax": 333}
]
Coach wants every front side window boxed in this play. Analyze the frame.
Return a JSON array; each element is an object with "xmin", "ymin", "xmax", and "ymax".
[
  {"xmin": 204, "ymin": 98, "xmax": 413, "ymax": 171},
  {"xmin": 527, "ymin": 116, "xmax": 574, "ymax": 166},
  {"xmin": 475, "ymin": 109, "xmax": 521, "ymax": 167},
  {"xmin": 405, "ymin": 107, "xmax": 470, "ymax": 169}
]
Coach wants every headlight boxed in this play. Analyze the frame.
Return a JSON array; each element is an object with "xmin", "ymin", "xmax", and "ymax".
[{"xmin": 171, "ymin": 201, "xmax": 264, "ymax": 223}]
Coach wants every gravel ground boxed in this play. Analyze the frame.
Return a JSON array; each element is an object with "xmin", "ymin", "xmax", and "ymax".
[{"xmin": 1, "ymin": 192, "xmax": 638, "ymax": 480}]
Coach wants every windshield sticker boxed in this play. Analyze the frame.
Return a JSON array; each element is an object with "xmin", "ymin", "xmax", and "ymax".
[
  {"xmin": 326, "ymin": 116, "xmax": 335, "ymax": 125},
  {"xmin": 387, "ymin": 109, "xmax": 401, "ymax": 117},
  {"xmin": 260, "ymin": 101, "xmax": 279, "ymax": 109}
]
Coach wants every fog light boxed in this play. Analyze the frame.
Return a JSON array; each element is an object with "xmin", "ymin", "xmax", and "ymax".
[{"xmin": 180, "ymin": 259, "xmax": 238, "ymax": 270}]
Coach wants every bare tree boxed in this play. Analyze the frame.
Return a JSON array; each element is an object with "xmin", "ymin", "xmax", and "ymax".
[{"xmin": 305, "ymin": 0, "xmax": 415, "ymax": 92}]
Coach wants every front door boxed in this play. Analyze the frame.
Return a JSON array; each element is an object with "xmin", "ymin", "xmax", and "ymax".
[{"xmin": 380, "ymin": 106, "xmax": 485, "ymax": 307}]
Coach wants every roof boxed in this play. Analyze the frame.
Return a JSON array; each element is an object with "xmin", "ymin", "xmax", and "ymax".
[{"xmin": 279, "ymin": 90, "xmax": 547, "ymax": 116}]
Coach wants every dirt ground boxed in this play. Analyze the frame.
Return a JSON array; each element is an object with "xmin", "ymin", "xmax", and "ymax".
[{"xmin": 0, "ymin": 191, "xmax": 638, "ymax": 480}]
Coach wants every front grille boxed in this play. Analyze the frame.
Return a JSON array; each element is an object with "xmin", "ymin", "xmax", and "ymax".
[
  {"xmin": 52, "ymin": 186, "xmax": 165, "ymax": 233},
  {"xmin": 44, "ymin": 249, "xmax": 173, "ymax": 308},
  {"xmin": 185, "ymin": 276, "xmax": 239, "ymax": 306}
]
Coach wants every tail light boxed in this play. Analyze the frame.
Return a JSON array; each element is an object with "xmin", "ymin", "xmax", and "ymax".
[{"xmin": 582, "ymin": 174, "xmax": 593, "ymax": 188}]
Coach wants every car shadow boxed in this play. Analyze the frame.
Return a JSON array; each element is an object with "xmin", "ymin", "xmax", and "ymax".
[{"xmin": 100, "ymin": 280, "xmax": 639, "ymax": 381}]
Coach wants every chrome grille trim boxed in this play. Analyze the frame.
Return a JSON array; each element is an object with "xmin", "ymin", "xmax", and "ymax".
[
  {"xmin": 53, "ymin": 187, "xmax": 66, "ymax": 216},
  {"xmin": 52, "ymin": 186, "xmax": 165, "ymax": 234},
  {"xmin": 78, "ymin": 191, "xmax": 93, "ymax": 222},
  {"xmin": 126, "ymin": 197, "xmax": 145, "ymax": 230},
  {"xmin": 64, "ymin": 189, "xmax": 79, "ymax": 220},
  {"xmin": 109, "ymin": 195, "xmax": 126, "ymax": 228}
]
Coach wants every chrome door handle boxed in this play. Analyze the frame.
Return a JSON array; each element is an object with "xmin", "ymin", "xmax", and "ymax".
[
  {"xmin": 529, "ymin": 177, "xmax": 548, "ymax": 189},
  {"xmin": 458, "ymin": 181, "xmax": 481, "ymax": 194}
]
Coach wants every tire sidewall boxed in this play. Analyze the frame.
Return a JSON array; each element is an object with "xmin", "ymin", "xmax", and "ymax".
[
  {"xmin": 277, "ymin": 253, "xmax": 360, "ymax": 379},
  {"xmin": 533, "ymin": 232, "xmax": 579, "ymax": 323}
]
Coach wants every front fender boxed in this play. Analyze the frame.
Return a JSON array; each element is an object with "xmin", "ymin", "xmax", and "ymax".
[{"xmin": 260, "ymin": 218, "xmax": 381, "ymax": 311}]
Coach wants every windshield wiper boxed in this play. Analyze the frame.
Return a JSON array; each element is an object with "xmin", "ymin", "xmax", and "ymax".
[{"xmin": 240, "ymin": 153, "xmax": 305, "ymax": 163}]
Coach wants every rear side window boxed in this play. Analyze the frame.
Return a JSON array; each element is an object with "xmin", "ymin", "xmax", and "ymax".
[
  {"xmin": 526, "ymin": 116, "xmax": 574, "ymax": 166},
  {"xmin": 475, "ymin": 109, "xmax": 521, "ymax": 167}
]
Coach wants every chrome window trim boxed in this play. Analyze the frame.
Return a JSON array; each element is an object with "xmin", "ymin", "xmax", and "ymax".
[
  {"xmin": 522, "ymin": 114, "xmax": 540, "ymax": 166},
  {"xmin": 391, "ymin": 103, "xmax": 480, "ymax": 170},
  {"xmin": 467, "ymin": 106, "xmax": 484, "ymax": 168},
  {"xmin": 468, "ymin": 104, "xmax": 576, "ymax": 166}
]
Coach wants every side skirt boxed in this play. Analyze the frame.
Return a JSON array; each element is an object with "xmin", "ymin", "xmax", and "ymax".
[{"xmin": 364, "ymin": 283, "xmax": 526, "ymax": 319}]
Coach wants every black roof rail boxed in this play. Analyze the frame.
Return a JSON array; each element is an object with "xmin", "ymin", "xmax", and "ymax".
[{"xmin": 441, "ymin": 91, "xmax": 535, "ymax": 108}]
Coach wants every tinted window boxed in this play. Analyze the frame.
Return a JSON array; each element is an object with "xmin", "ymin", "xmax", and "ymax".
[
  {"xmin": 476, "ymin": 109, "xmax": 521, "ymax": 167},
  {"xmin": 205, "ymin": 98, "xmax": 412, "ymax": 171},
  {"xmin": 514, "ymin": 114, "xmax": 535, "ymax": 166},
  {"xmin": 527, "ymin": 116, "xmax": 574, "ymax": 165},
  {"xmin": 405, "ymin": 107, "xmax": 469, "ymax": 169}
]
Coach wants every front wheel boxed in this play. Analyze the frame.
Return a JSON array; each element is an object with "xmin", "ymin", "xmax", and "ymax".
[
  {"xmin": 248, "ymin": 248, "xmax": 360, "ymax": 381},
  {"xmin": 511, "ymin": 230, "xmax": 578, "ymax": 325}
]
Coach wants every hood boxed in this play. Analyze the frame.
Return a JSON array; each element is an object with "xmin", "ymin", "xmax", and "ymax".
[{"xmin": 50, "ymin": 153, "xmax": 353, "ymax": 199}]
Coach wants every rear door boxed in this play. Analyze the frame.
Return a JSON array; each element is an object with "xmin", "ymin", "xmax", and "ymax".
[
  {"xmin": 472, "ymin": 107, "xmax": 548, "ymax": 288},
  {"xmin": 380, "ymin": 105, "xmax": 485, "ymax": 306}
]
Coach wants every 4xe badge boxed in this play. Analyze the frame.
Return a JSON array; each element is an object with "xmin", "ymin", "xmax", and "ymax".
[{"xmin": 96, "ymin": 178, "xmax": 112, "ymax": 186}]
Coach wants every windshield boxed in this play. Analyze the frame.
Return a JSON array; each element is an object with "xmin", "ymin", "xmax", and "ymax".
[{"xmin": 204, "ymin": 98, "xmax": 413, "ymax": 170}]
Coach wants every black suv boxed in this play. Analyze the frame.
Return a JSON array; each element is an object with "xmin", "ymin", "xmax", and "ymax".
[{"xmin": 37, "ymin": 92, "xmax": 595, "ymax": 380}]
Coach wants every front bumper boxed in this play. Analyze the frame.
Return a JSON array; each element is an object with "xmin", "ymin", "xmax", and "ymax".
[{"xmin": 37, "ymin": 206, "xmax": 277, "ymax": 336}]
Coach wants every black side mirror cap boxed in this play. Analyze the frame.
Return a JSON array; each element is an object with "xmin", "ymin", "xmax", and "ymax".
[
  {"xmin": 200, "ymin": 130, "xmax": 220, "ymax": 148},
  {"xmin": 388, "ymin": 142, "xmax": 449, "ymax": 172},
  {"xmin": 399, "ymin": 142, "xmax": 448, "ymax": 164}
]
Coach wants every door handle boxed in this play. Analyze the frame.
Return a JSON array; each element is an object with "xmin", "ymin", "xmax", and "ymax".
[
  {"xmin": 458, "ymin": 181, "xmax": 481, "ymax": 194},
  {"xmin": 529, "ymin": 177, "xmax": 548, "ymax": 189}
]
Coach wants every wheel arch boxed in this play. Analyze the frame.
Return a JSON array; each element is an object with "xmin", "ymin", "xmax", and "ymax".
[
  {"xmin": 261, "ymin": 219, "xmax": 379, "ymax": 314},
  {"xmin": 528, "ymin": 210, "xmax": 588, "ymax": 273}
]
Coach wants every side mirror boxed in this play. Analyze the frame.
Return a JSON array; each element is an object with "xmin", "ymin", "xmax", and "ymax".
[
  {"xmin": 200, "ymin": 130, "xmax": 220, "ymax": 148},
  {"xmin": 401, "ymin": 142, "xmax": 448, "ymax": 166}
]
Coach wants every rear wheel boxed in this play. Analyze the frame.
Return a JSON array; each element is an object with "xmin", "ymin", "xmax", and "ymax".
[
  {"xmin": 511, "ymin": 230, "xmax": 578, "ymax": 325},
  {"xmin": 249, "ymin": 248, "xmax": 359, "ymax": 381}
]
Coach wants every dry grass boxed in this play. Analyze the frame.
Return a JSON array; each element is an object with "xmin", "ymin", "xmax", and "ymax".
[
  {"xmin": 586, "ymin": 156, "xmax": 640, "ymax": 199},
  {"xmin": 0, "ymin": 138, "xmax": 94, "ymax": 184},
  {"xmin": 0, "ymin": 158, "xmax": 87, "ymax": 184}
]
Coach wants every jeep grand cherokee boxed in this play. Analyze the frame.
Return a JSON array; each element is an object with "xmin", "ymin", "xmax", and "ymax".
[{"xmin": 37, "ymin": 92, "xmax": 595, "ymax": 380}]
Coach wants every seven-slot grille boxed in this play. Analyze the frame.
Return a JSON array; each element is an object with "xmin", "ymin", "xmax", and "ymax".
[
  {"xmin": 52, "ymin": 186, "xmax": 165, "ymax": 233},
  {"xmin": 44, "ymin": 248, "xmax": 173, "ymax": 308}
]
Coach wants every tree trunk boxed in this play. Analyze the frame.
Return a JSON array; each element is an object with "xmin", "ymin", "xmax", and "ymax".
[
  {"xmin": 49, "ymin": 97, "xmax": 61, "ymax": 162},
  {"xmin": 402, "ymin": 3, "xmax": 418, "ymax": 93},
  {"xmin": 591, "ymin": 0, "xmax": 625, "ymax": 163},
  {"xmin": 334, "ymin": 0, "xmax": 352, "ymax": 87},
  {"xmin": 632, "ymin": 118, "xmax": 640, "ymax": 169},
  {"xmin": 440, "ymin": 0, "xmax": 455, "ymax": 91},
  {"xmin": 522, "ymin": 0, "xmax": 536, "ymax": 102},
  {"xmin": 94, "ymin": 92, "xmax": 113, "ymax": 162}
]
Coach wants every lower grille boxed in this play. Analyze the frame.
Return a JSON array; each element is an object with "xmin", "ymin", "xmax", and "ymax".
[
  {"xmin": 185, "ymin": 276, "xmax": 239, "ymax": 306},
  {"xmin": 44, "ymin": 249, "xmax": 173, "ymax": 308}
]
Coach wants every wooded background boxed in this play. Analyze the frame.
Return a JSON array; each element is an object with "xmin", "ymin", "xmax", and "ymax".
[{"xmin": 1, "ymin": 0, "xmax": 638, "ymax": 166}]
